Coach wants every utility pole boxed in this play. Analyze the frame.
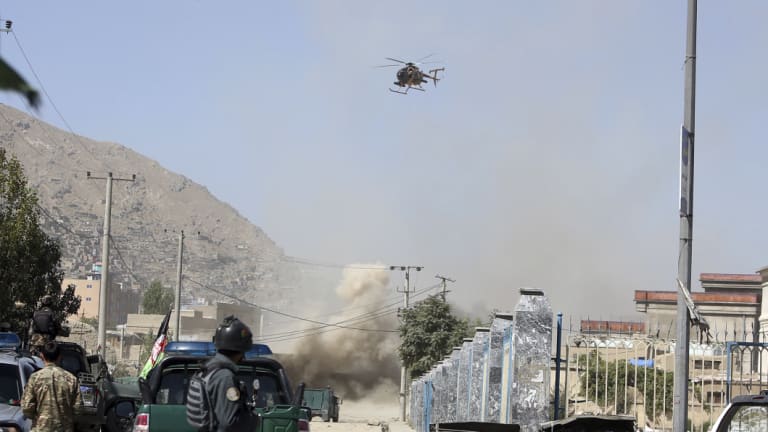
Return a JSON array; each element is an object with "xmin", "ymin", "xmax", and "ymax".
[
  {"xmin": 390, "ymin": 265, "xmax": 423, "ymax": 422},
  {"xmin": 674, "ymin": 1, "xmax": 697, "ymax": 431},
  {"xmin": 174, "ymin": 230, "xmax": 184, "ymax": 341},
  {"xmin": 88, "ymin": 171, "xmax": 135, "ymax": 358},
  {"xmin": 435, "ymin": 274, "xmax": 455, "ymax": 301}
]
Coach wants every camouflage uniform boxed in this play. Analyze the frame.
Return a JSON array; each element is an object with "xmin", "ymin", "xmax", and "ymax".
[
  {"xmin": 21, "ymin": 363, "xmax": 83, "ymax": 432},
  {"xmin": 28, "ymin": 333, "xmax": 51, "ymax": 355}
]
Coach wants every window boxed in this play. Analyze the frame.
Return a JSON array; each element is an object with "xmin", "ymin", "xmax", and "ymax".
[
  {"xmin": 86, "ymin": 297, "xmax": 92, "ymax": 301},
  {"xmin": 86, "ymin": 284, "xmax": 92, "ymax": 289},
  {"xmin": 0, "ymin": 364, "xmax": 21, "ymax": 404},
  {"xmin": 155, "ymin": 366, "xmax": 286, "ymax": 407},
  {"xmin": 727, "ymin": 405, "xmax": 768, "ymax": 432}
]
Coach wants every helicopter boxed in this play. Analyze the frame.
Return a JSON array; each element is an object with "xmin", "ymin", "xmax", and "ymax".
[{"xmin": 377, "ymin": 55, "xmax": 444, "ymax": 94}]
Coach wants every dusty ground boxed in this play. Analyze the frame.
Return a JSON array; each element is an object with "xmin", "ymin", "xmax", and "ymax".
[{"xmin": 309, "ymin": 398, "xmax": 414, "ymax": 432}]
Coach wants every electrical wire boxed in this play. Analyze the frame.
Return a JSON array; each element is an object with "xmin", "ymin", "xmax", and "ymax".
[
  {"xmin": 9, "ymin": 30, "xmax": 115, "ymax": 177},
  {"xmin": 280, "ymin": 256, "xmax": 389, "ymax": 271},
  {"xmin": 110, "ymin": 235, "xmax": 144, "ymax": 285},
  {"xmin": 35, "ymin": 203, "xmax": 98, "ymax": 239},
  {"xmin": 258, "ymin": 282, "xmax": 441, "ymax": 339},
  {"xmin": 184, "ymin": 276, "xmax": 399, "ymax": 333}
]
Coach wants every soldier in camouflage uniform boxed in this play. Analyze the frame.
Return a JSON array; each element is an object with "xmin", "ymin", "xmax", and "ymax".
[
  {"xmin": 21, "ymin": 340, "xmax": 83, "ymax": 432},
  {"xmin": 29, "ymin": 295, "xmax": 59, "ymax": 355}
]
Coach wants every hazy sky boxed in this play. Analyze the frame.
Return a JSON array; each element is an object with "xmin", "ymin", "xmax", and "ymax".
[{"xmin": 2, "ymin": 1, "xmax": 767, "ymax": 320}]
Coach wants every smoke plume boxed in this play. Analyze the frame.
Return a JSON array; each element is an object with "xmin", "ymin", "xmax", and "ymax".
[{"xmin": 279, "ymin": 266, "xmax": 401, "ymax": 400}]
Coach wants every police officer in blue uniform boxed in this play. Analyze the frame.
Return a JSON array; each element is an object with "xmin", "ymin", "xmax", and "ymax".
[{"xmin": 203, "ymin": 316, "xmax": 260, "ymax": 431}]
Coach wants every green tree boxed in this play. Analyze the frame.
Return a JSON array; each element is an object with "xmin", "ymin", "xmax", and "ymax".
[
  {"xmin": 0, "ymin": 57, "xmax": 39, "ymax": 108},
  {"xmin": 141, "ymin": 280, "xmax": 174, "ymax": 315},
  {"xmin": 0, "ymin": 148, "xmax": 80, "ymax": 334},
  {"xmin": 578, "ymin": 350, "xmax": 674, "ymax": 420},
  {"xmin": 399, "ymin": 294, "xmax": 467, "ymax": 378}
]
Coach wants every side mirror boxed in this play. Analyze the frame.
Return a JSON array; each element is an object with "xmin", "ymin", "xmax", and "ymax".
[
  {"xmin": 339, "ymin": 398, "xmax": 343, "ymax": 405},
  {"xmin": 252, "ymin": 379, "xmax": 260, "ymax": 392}
]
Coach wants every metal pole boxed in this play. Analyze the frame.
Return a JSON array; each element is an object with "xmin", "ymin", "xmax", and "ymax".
[
  {"xmin": 97, "ymin": 173, "xmax": 113, "ymax": 358},
  {"xmin": 674, "ymin": 1, "xmax": 697, "ymax": 430},
  {"xmin": 259, "ymin": 308, "xmax": 264, "ymax": 338},
  {"xmin": 554, "ymin": 313, "xmax": 563, "ymax": 420},
  {"xmin": 400, "ymin": 267, "xmax": 410, "ymax": 422},
  {"xmin": 174, "ymin": 230, "xmax": 184, "ymax": 341},
  {"xmin": 119, "ymin": 325, "xmax": 125, "ymax": 361},
  {"xmin": 390, "ymin": 265, "xmax": 422, "ymax": 421}
]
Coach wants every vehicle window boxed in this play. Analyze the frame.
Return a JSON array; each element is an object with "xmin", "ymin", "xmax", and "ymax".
[
  {"xmin": 157, "ymin": 369, "xmax": 193, "ymax": 405},
  {"xmin": 237, "ymin": 372, "xmax": 283, "ymax": 407},
  {"xmin": 726, "ymin": 405, "xmax": 768, "ymax": 432},
  {"xmin": 0, "ymin": 364, "xmax": 22, "ymax": 404},
  {"xmin": 155, "ymin": 365, "xmax": 286, "ymax": 407},
  {"xmin": 59, "ymin": 352, "xmax": 85, "ymax": 377}
]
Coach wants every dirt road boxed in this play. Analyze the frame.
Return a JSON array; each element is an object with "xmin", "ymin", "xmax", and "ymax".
[{"xmin": 309, "ymin": 399, "xmax": 414, "ymax": 432}]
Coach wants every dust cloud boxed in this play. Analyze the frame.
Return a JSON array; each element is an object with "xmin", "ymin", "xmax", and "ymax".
[{"xmin": 279, "ymin": 266, "xmax": 401, "ymax": 401}]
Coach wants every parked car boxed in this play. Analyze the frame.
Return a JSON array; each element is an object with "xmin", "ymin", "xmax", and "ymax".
[
  {"xmin": 710, "ymin": 391, "xmax": 768, "ymax": 432},
  {"xmin": 0, "ymin": 339, "xmax": 44, "ymax": 432}
]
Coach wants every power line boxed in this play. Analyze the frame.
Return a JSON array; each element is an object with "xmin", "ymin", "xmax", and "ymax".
[
  {"xmin": 9, "ymin": 30, "xmax": 114, "ymax": 176},
  {"xmin": 281, "ymin": 256, "xmax": 389, "ymax": 271},
  {"xmin": 110, "ymin": 235, "xmax": 144, "ymax": 285},
  {"xmin": 184, "ymin": 276, "xmax": 398, "ymax": 333},
  {"xmin": 35, "ymin": 203, "xmax": 98, "ymax": 239},
  {"xmin": 259, "ymin": 282, "xmax": 441, "ymax": 339},
  {"xmin": 259, "ymin": 309, "xmax": 401, "ymax": 343}
]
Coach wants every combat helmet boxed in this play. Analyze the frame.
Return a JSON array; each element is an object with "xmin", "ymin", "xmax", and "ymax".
[{"xmin": 213, "ymin": 315, "xmax": 253, "ymax": 353}]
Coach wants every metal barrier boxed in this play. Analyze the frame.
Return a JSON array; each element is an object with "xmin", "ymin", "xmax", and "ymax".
[
  {"xmin": 725, "ymin": 341, "xmax": 768, "ymax": 403},
  {"xmin": 410, "ymin": 306, "xmax": 768, "ymax": 432}
]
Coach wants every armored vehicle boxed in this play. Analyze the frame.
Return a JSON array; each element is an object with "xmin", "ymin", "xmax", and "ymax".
[{"xmin": 303, "ymin": 387, "xmax": 341, "ymax": 422}]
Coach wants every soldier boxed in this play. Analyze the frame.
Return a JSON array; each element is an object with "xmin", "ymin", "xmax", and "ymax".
[
  {"xmin": 21, "ymin": 340, "xmax": 83, "ymax": 432},
  {"xmin": 187, "ymin": 315, "xmax": 259, "ymax": 431},
  {"xmin": 29, "ymin": 295, "xmax": 60, "ymax": 354}
]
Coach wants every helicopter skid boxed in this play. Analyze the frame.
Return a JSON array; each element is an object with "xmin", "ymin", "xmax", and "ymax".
[{"xmin": 389, "ymin": 86, "xmax": 425, "ymax": 95}]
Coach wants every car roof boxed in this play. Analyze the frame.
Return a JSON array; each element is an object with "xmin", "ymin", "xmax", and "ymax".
[
  {"xmin": 731, "ymin": 393, "xmax": 768, "ymax": 404},
  {"xmin": 164, "ymin": 341, "xmax": 273, "ymax": 358},
  {"xmin": 156, "ymin": 354, "xmax": 286, "ymax": 372},
  {"xmin": 0, "ymin": 352, "xmax": 20, "ymax": 365}
]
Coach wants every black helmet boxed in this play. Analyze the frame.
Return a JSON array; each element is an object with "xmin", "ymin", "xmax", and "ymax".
[
  {"xmin": 214, "ymin": 315, "xmax": 253, "ymax": 353},
  {"xmin": 40, "ymin": 295, "xmax": 53, "ymax": 307}
]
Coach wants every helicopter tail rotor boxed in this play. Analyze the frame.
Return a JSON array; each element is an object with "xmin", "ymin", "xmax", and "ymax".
[{"xmin": 428, "ymin": 68, "xmax": 445, "ymax": 87}]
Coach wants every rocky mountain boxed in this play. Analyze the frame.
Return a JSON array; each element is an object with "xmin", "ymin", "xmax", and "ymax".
[{"xmin": 0, "ymin": 104, "xmax": 295, "ymax": 310}]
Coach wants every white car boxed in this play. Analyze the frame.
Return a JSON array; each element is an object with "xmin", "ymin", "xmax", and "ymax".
[{"xmin": 710, "ymin": 391, "xmax": 768, "ymax": 432}]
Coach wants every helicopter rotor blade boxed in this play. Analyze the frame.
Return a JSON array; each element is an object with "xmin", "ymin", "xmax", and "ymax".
[
  {"xmin": 415, "ymin": 53, "xmax": 436, "ymax": 63},
  {"xmin": 374, "ymin": 64, "xmax": 402, "ymax": 68},
  {"xmin": 385, "ymin": 57, "xmax": 407, "ymax": 64}
]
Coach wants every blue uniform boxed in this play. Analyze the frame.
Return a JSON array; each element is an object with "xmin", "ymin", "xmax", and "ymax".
[{"xmin": 204, "ymin": 353, "xmax": 259, "ymax": 432}]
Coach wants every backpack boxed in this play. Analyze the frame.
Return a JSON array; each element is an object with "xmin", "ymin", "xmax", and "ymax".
[
  {"xmin": 32, "ymin": 309, "xmax": 55, "ymax": 335},
  {"xmin": 186, "ymin": 367, "xmax": 218, "ymax": 432}
]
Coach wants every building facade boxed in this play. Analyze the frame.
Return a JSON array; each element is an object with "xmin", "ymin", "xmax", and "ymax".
[{"xmin": 62, "ymin": 277, "xmax": 101, "ymax": 318}]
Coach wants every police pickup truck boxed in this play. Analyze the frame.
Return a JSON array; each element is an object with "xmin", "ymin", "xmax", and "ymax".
[{"xmin": 132, "ymin": 341, "xmax": 309, "ymax": 432}]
